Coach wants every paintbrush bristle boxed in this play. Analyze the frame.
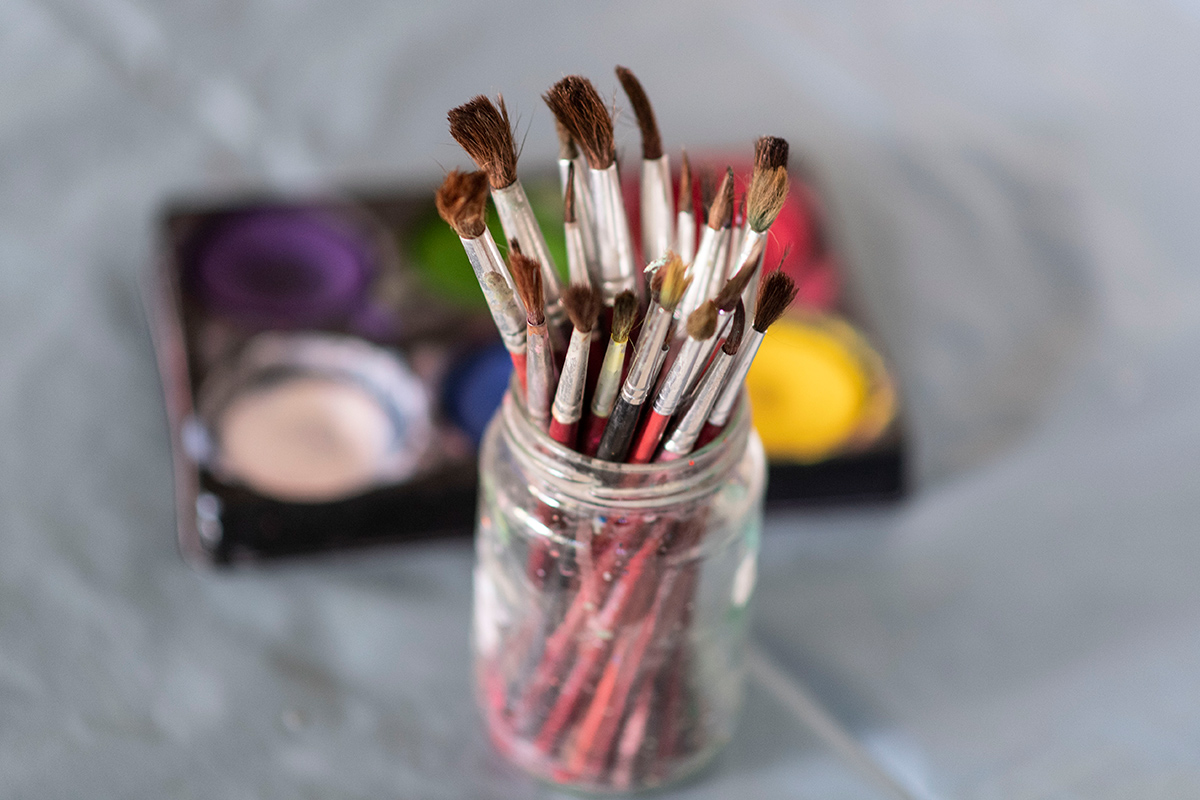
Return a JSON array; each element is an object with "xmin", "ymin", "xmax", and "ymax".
[
  {"xmin": 483, "ymin": 270, "xmax": 513, "ymax": 301},
  {"xmin": 747, "ymin": 165, "xmax": 788, "ymax": 232},
  {"xmin": 544, "ymin": 76, "xmax": 615, "ymax": 170},
  {"xmin": 657, "ymin": 252, "xmax": 691, "ymax": 311},
  {"xmin": 555, "ymin": 117, "xmax": 578, "ymax": 161},
  {"xmin": 724, "ymin": 300, "xmax": 746, "ymax": 355},
  {"xmin": 615, "ymin": 66, "xmax": 663, "ymax": 161},
  {"xmin": 611, "ymin": 290, "xmax": 638, "ymax": 343},
  {"xmin": 564, "ymin": 161, "xmax": 577, "ymax": 224},
  {"xmin": 715, "ymin": 256, "xmax": 758, "ymax": 312},
  {"xmin": 686, "ymin": 300, "xmax": 718, "ymax": 340},
  {"xmin": 563, "ymin": 284, "xmax": 602, "ymax": 333},
  {"xmin": 509, "ymin": 251, "xmax": 545, "ymax": 325},
  {"xmin": 448, "ymin": 95, "xmax": 518, "ymax": 190},
  {"xmin": 754, "ymin": 136, "xmax": 789, "ymax": 171},
  {"xmin": 753, "ymin": 268, "xmax": 798, "ymax": 333},
  {"xmin": 708, "ymin": 168, "xmax": 735, "ymax": 230},
  {"xmin": 678, "ymin": 149, "xmax": 694, "ymax": 215},
  {"xmin": 435, "ymin": 169, "xmax": 490, "ymax": 239}
]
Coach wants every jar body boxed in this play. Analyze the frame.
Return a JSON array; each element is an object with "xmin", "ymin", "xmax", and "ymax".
[{"xmin": 472, "ymin": 392, "xmax": 766, "ymax": 793}]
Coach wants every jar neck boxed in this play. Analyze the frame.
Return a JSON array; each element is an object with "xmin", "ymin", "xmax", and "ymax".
[{"xmin": 498, "ymin": 387, "xmax": 751, "ymax": 510}]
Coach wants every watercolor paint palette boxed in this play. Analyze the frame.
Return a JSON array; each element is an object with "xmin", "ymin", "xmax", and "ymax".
[{"xmin": 147, "ymin": 167, "xmax": 905, "ymax": 564}]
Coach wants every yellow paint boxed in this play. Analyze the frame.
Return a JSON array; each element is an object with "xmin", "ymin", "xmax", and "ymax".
[{"xmin": 746, "ymin": 317, "xmax": 871, "ymax": 461}]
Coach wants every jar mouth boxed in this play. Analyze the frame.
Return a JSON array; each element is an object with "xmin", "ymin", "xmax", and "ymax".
[{"xmin": 498, "ymin": 384, "xmax": 752, "ymax": 508}]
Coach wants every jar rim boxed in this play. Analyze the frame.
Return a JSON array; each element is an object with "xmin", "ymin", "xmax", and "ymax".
[{"xmin": 497, "ymin": 384, "xmax": 752, "ymax": 508}]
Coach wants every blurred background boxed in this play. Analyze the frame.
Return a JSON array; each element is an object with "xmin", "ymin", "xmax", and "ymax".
[{"xmin": 3, "ymin": 1, "xmax": 1200, "ymax": 797}]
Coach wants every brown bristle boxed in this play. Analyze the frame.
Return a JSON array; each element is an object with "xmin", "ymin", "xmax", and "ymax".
[
  {"xmin": 753, "ymin": 268, "xmax": 798, "ymax": 333},
  {"xmin": 754, "ymin": 136, "xmax": 790, "ymax": 171},
  {"xmin": 715, "ymin": 256, "xmax": 758, "ymax": 312},
  {"xmin": 747, "ymin": 166, "xmax": 788, "ymax": 232},
  {"xmin": 564, "ymin": 161, "xmax": 577, "ymax": 224},
  {"xmin": 554, "ymin": 117, "xmax": 578, "ymax": 161},
  {"xmin": 509, "ymin": 251, "xmax": 545, "ymax": 325},
  {"xmin": 543, "ymin": 76, "xmax": 614, "ymax": 170},
  {"xmin": 650, "ymin": 265, "xmax": 665, "ymax": 297},
  {"xmin": 707, "ymin": 168, "xmax": 735, "ymax": 230},
  {"xmin": 699, "ymin": 169, "xmax": 716, "ymax": 220},
  {"xmin": 435, "ymin": 169, "xmax": 490, "ymax": 239},
  {"xmin": 562, "ymin": 284, "xmax": 602, "ymax": 333},
  {"xmin": 482, "ymin": 270, "xmax": 513, "ymax": 301},
  {"xmin": 678, "ymin": 149, "xmax": 694, "ymax": 216},
  {"xmin": 657, "ymin": 252, "xmax": 691, "ymax": 311},
  {"xmin": 448, "ymin": 95, "xmax": 518, "ymax": 189},
  {"xmin": 686, "ymin": 300, "xmax": 718, "ymax": 340},
  {"xmin": 723, "ymin": 300, "xmax": 746, "ymax": 355},
  {"xmin": 615, "ymin": 66, "xmax": 663, "ymax": 160},
  {"xmin": 611, "ymin": 290, "xmax": 638, "ymax": 343}
]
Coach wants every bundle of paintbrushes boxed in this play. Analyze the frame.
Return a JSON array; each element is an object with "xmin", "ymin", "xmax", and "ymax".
[{"xmin": 441, "ymin": 68, "xmax": 798, "ymax": 790}]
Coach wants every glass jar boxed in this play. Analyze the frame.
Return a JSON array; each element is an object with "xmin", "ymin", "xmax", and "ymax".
[{"xmin": 472, "ymin": 388, "xmax": 766, "ymax": 793}]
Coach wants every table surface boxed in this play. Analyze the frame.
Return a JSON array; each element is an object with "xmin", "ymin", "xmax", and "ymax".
[{"xmin": 4, "ymin": 2, "xmax": 1200, "ymax": 797}]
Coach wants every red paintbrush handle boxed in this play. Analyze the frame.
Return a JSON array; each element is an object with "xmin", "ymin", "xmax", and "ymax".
[
  {"xmin": 548, "ymin": 416, "xmax": 578, "ymax": 450},
  {"xmin": 580, "ymin": 412, "xmax": 608, "ymax": 457},
  {"xmin": 694, "ymin": 421, "xmax": 723, "ymax": 450},
  {"xmin": 628, "ymin": 409, "xmax": 670, "ymax": 464}
]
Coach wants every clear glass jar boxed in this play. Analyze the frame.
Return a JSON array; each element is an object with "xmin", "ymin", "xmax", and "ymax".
[{"xmin": 472, "ymin": 388, "xmax": 766, "ymax": 793}]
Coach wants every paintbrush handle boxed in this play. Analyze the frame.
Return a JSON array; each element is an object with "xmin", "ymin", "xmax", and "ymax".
[{"xmin": 594, "ymin": 397, "xmax": 642, "ymax": 462}]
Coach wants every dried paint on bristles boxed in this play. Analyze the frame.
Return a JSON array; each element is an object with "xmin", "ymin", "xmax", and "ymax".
[
  {"xmin": 724, "ymin": 300, "xmax": 747, "ymax": 355},
  {"xmin": 657, "ymin": 252, "xmax": 691, "ymax": 312},
  {"xmin": 555, "ymin": 117, "xmax": 578, "ymax": 161},
  {"xmin": 686, "ymin": 300, "xmax": 718, "ymax": 340},
  {"xmin": 482, "ymin": 270, "xmax": 513, "ymax": 301},
  {"xmin": 509, "ymin": 251, "xmax": 545, "ymax": 325},
  {"xmin": 715, "ymin": 256, "xmax": 758, "ymax": 312},
  {"xmin": 678, "ymin": 149, "xmax": 694, "ymax": 215},
  {"xmin": 615, "ymin": 66, "xmax": 662, "ymax": 160},
  {"xmin": 562, "ymin": 284, "xmax": 602, "ymax": 333},
  {"xmin": 754, "ymin": 136, "xmax": 790, "ymax": 171},
  {"xmin": 564, "ymin": 161, "xmax": 577, "ymax": 224},
  {"xmin": 447, "ymin": 95, "xmax": 518, "ymax": 189},
  {"xmin": 543, "ymin": 76, "xmax": 615, "ymax": 170},
  {"xmin": 753, "ymin": 268, "xmax": 798, "ymax": 333},
  {"xmin": 611, "ymin": 290, "xmax": 638, "ymax": 343},
  {"xmin": 707, "ymin": 168, "xmax": 735, "ymax": 230},
  {"xmin": 435, "ymin": 169, "xmax": 490, "ymax": 239}
]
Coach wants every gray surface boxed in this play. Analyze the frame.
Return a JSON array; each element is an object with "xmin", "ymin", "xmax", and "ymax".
[{"xmin": 3, "ymin": 1, "xmax": 1200, "ymax": 797}]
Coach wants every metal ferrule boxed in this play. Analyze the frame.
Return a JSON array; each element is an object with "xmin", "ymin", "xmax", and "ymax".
[
  {"xmin": 676, "ymin": 224, "xmax": 730, "ymax": 327},
  {"xmin": 564, "ymin": 221, "xmax": 590, "ymax": 287},
  {"xmin": 589, "ymin": 338, "xmax": 627, "ymax": 417},
  {"xmin": 701, "ymin": 227, "xmax": 734, "ymax": 307},
  {"xmin": 590, "ymin": 164, "xmax": 638, "ymax": 302},
  {"xmin": 461, "ymin": 237, "xmax": 526, "ymax": 352},
  {"xmin": 663, "ymin": 351, "xmax": 735, "ymax": 456},
  {"xmin": 734, "ymin": 228, "xmax": 768, "ymax": 318},
  {"xmin": 493, "ymin": 181, "xmax": 567, "ymax": 327},
  {"xmin": 619, "ymin": 304, "xmax": 673, "ymax": 406},
  {"xmin": 551, "ymin": 328, "xmax": 591, "ymax": 425},
  {"xmin": 652, "ymin": 334, "xmax": 708, "ymax": 416},
  {"xmin": 708, "ymin": 328, "xmax": 765, "ymax": 427},
  {"xmin": 676, "ymin": 210, "xmax": 696, "ymax": 265},
  {"xmin": 525, "ymin": 325, "xmax": 557, "ymax": 429},
  {"xmin": 559, "ymin": 157, "xmax": 601, "ymax": 287},
  {"xmin": 641, "ymin": 155, "xmax": 674, "ymax": 264}
]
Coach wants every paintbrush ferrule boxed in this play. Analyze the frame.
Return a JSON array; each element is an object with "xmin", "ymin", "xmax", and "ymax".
[
  {"xmin": 733, "ymin": 228, "xmax": 768, "ymax": 318},
  {"xmin": 619, "ymin": 305, "xmax": 673, "ymax": 406},
  {"xmin": 640, "ymin": 155, "xmax": 674, "ymax": 264},
  {"xmin": 564, "ymin": 221, "xmax": 590, "ymax": 287},
  {"xmin": 525, "ymin": 323, "xmax": 558, "ymax": 430},
  {"xmin": 653, "ymin": 335, "xmax": 709, "ymax": 417},
  {"xmin": 460, "ymin": 236, "xmax": 527, "ymax": 352},
  {"xmin": 589, "ymin": 338, "xmax": 628, "ymax": 419},
  {"xmin": 559, "ymin": 157, "xmax": 601, "ymax": 285},
  {"xmin": 661, "ymin": 350, "xmax": 735, "ymax": 459},
  {"xmin": 551, "ymin": 327, "xmax": 591, "ymax": 426},
  {"xmin": 676, "ymin": 209, "xmax": 696, "ymax": 266},
  {"xmin": 676, "ymin": 224, "xmax": 730, "ymax": 327},
  {"xmin": 493, "ymin": 181, "xmax": 567, "ymax": 325},
  {"xmin": 708, "ymin": 328, "xmax": 765, "ymax": 428},
  {"xmin": 590, "ymin": 164, "xmax": 638, "ymax": 302}
]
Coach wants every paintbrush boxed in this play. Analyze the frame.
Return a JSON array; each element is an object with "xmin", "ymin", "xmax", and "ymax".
[
  {"xmin": 675, "ymin": 167, "xmax": 734, "ymax": 331},
  {"xmin": 436, "ymin": 170, "xmax": 528, "ymax": 392},
  {"xmin": 449, "ymin": 95, "xmax": 568, "ymax": 335},
  {"xmin": 675, "ymin": 150, "xmax": 696, "ymax": 265},
  {"xmin": 735, "ymin": 136, "xmax": 789, "ymax": 317},
  {"xmin": 562, "ymin": 163, "xmax": 591, "ymax": 288},
  {"xmin": 697, "ymin": 267, "xmax": 798, "ymax": 448},
  {"xmin": 685, "ymin": 249, "xmax": 762, "ymax": 395},
  {"xmin": 616, "ymin": 66, "xmax": 673, "ymax": 265},
  {"xmin": 555, "ymin": 120, "xmax": 601, "ymax": 287},
  {"xmin": 595, "ymin": 253, "xmax": 690, "ymax": 462},
  {"xmin": 658, "ymin": 301, "xmax": 745, "ymax": 460},
  {"xmin": 628, "ymin": 300, "xmax": 718, "ymax": 463},
  {"xmin": 509, "ymin": 249, "xmax": 559, "ymax": 431},
  {"xmin": 544, "ymin": 76, "xmax": 637, "ymax": 303},
  {"xmin": 550, "ymin": 284, "xmax": 603, "ymax": 449},
  {"xmin": 581, "ymin": 289, "xmax": 638, "ymax": 457}
]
